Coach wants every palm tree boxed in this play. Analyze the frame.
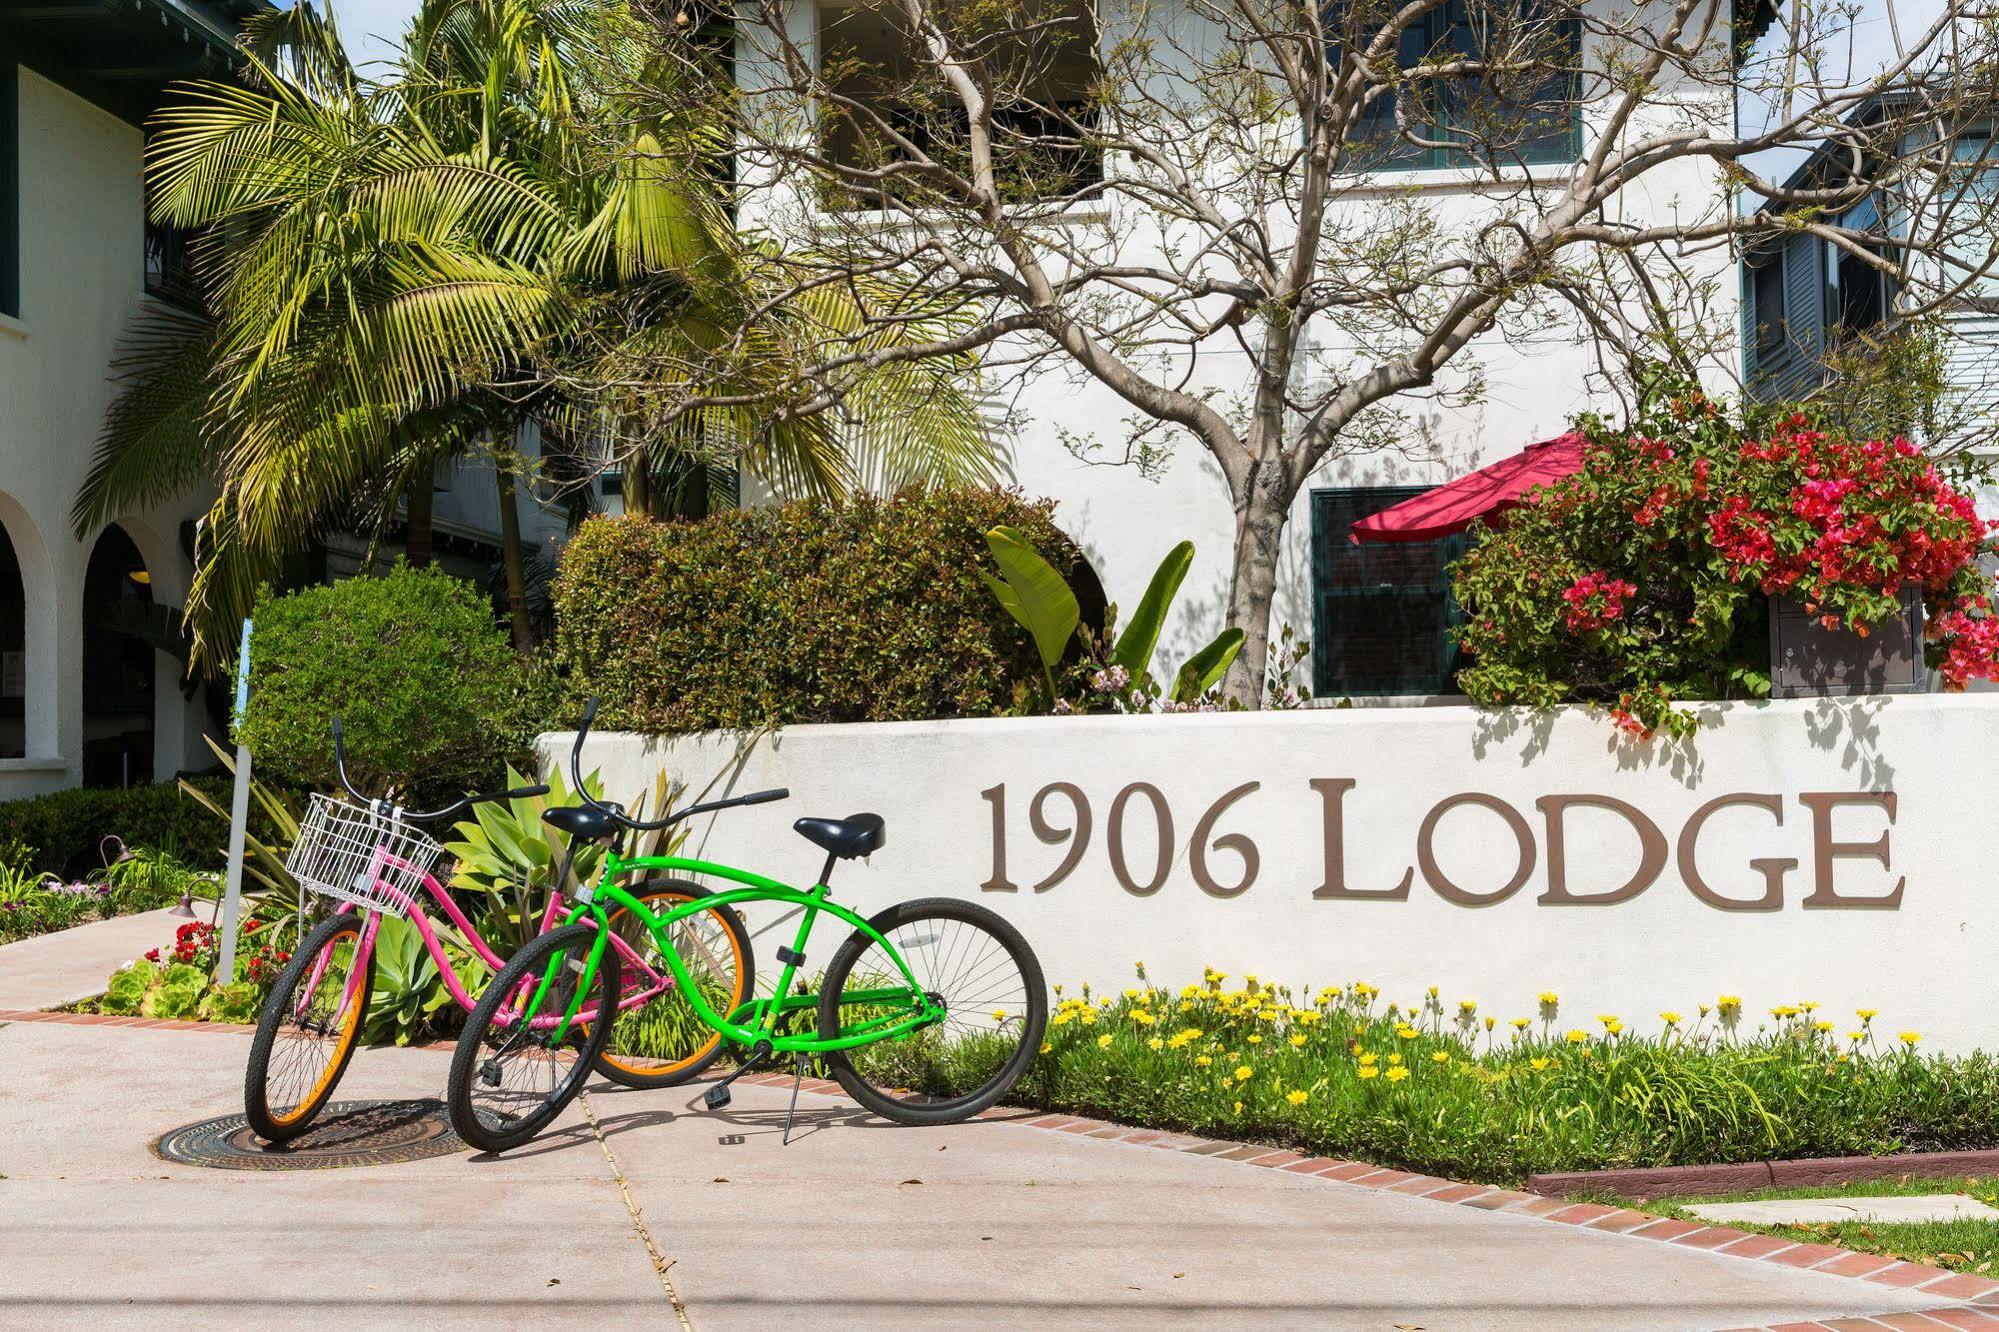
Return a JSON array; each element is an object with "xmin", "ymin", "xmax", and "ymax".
[{"xmin": 75, "ymin": 0, "xmax": 996, "ymax": 660}]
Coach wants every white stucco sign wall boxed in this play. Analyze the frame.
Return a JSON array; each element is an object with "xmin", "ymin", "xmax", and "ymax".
[{"xmin": 544, "ymin": 696, "xmax": 1999, "ymax": 1052}]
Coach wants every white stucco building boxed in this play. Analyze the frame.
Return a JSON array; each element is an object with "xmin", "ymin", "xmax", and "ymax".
[{"xmin": 739, "ymin": 0, "xmax": 1776, "ymax": 698}]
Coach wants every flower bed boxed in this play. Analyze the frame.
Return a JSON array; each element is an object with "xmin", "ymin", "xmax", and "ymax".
[
  {"xmin": 992, "ymin": 967, "xmax": 1999, "ymax": 1186},
  {"xmin": 0, "ymin": 847, "xmax": 214, "ymax": 945}
]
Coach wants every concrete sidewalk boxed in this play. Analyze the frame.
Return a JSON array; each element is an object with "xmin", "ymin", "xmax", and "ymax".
[
  {"xmin": 0, "ymin": 1015, "xmax": 1972, "ymax": 1331},
  {"xmin": 0, "ymin": 908, "xmax": 181, "ymax": 1009}
]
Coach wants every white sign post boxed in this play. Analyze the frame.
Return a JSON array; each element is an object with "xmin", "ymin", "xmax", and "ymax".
[{"xmin": 217, "ymin": 618, "xmax": 252, "ymax": 986}]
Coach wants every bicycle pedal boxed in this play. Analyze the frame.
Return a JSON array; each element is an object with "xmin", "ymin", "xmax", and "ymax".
[
  {"xmin": 479, "ymin": 1060, "xmax": 501, "ymax": 1088},
  {"xmin": 703, "ymin": 1084, "xmax": 732, "ymax": 1111}
]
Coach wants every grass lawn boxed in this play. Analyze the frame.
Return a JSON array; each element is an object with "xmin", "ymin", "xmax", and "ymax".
[{"xmin": 1575, "ymin": 1175, "xmax": 1999, "ymax": 1275}]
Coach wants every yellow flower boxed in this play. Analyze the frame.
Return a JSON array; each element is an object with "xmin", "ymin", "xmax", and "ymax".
[
  {"xmin": 1530, "ymin": 1057, "xmax": 1552, "ymax": 1072},
  {"xmin": 1233, "ymin": 1100, "xmax": 1243, "ymax": 1114},
  {"xmin": 1050, "ymin": 1011, "xmax": 1072, "ymax": 1027},
  {"xmin": 1431, "ymin": 1051, "xmax": 1451, "ymax": 1064},
  {"xmin": 1234, "ymin": 1065, "xmax": 1253, "ymax": 1081},
  {"xmin": 1857, "ymin": 1008, "xmax": 1877, "ymax": 1021},
  {"xmin": 1814, "ymin": 1021, "xmax": 1834, "ymax": 1033},
  {"xmin": 1357, "ymin": 1064, "xmax": 1380, "ymax": 1080},
  {"xmin": 1289, "ymin": 1033, "xmax": 1308, "ymax": 1048},
  {"xmin": 1097, "ymin": 1033, "xmax": 1113, "ymax": 1048},
  {"xmin": 1847, "ymin": 1030, "xmax": 1864, "ymax": 1041},
  {"xmin": 1717, "ymin": 994, "xmax": 1741, "ymax": 1014},
  {"xmin": 1247, "ymin": 1034, "xmax": 1263, "ymax": 1045},
  {"xmin": 1511, "ymin": 1017, "xmax": 1531, "ymax": 1031},
  {"xmin": 1124, "ymin": 988, "xmax": 1145, "ymax": 1001},
  {"xmin": 1387, "ymin": 1053, "xmax": 1404, "ymax": 1067},
  {"xmin": 1130, "ymin": 1010, "xmax": 1156, "ymax": 1026},
  {"xmin": 1899, "ymin": 1031, "xmax": 1922, "ymax": 1046},
  {"xmin": 1565, "ymin": 1029, "xmax": 1588, "ymax": 1044},
  {"xmin": 992, "ymin": 1009, "xmax": 1008, "ymax": 1022},
  {"xmin": 1483, "ymin": 1016, "xmax": 1496, "ymax": 1032},
  {"xmin": 1428, "ymin": 985, "xmax": 1440, "ymax": 998},
  {"xmin": 1602, "ymin": 1018, "xmax": 1623, "ymax": 1036},
  {"xmin": 1659, "ymin": 1011, "xmax": 1682, "ymax": 1025},
  {"xmin": 1285, "ymin": 1089, "xmax": 1309, "ymax": 1107},
  {"xmin": 1038, "ymin": 1042, "xmax": 1051, "ymax": 1054},
  {"xmin": 1395, "ymin": 1025, "xmax": 1418, "ymax": 1040},
  {"xmin": 1358, "ymin": 1052, "xmax": 1379, "ymax": 1066},
  {"xmin": 1080, "ymin": 1011, "xmax": 1097, "ymax": 1026},
  {"xmin": 1195, "ymin": 1055, "xmax": 1213, "ymax": 1067},
  {"xmin": 1770, "ymin": 1005, "xmax": 1798, "ymax": 1019},
  {"xmin": 1147, "ymin": 1037, "xmax": 1164, "ymax": 1051},
  {"xmin": 1386, "ymin": 1066, "xmax": 1410, "ymax": 1082}
]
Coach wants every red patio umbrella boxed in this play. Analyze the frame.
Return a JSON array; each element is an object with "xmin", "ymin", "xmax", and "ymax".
[{"xmin": 1349, "ymin": 432, "xmax": 1587, "ymax": 544}]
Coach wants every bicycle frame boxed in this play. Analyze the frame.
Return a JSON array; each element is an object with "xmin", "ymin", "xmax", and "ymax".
[
  {"xmin": 522, "ymin": 848, "xmax": 945, "ymax": 1053},
  {"xmin": 298, "ymin": 844, "xmax": 679, "ymax": 1032}
]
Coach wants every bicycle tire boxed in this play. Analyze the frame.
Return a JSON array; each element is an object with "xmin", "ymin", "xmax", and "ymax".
[
  {"xmin": 816, "ymin": 897, "xmax": 1047, "ymax": 1125},
  {"xmin": 594, "ymin": 879, "xmax": 755, "ymax": 1089},
  {"xmin": 447, "ymin": 922, "xmax": 620, "ymax": 1153},
  {"xmin": 244, "ymin": 912, "xmax": 376, "ymax": 1143}
]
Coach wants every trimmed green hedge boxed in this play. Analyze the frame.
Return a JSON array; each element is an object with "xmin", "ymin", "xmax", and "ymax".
[
  {"xmin": 552, "ymin": 488, "xmax": 1086, "ymax": 732},
  {"xmin": 235, "ymin": 565, "xmax": 536, "ymax": 804},
  {"xmin": 0, "ymin": 778, "xmax": 284, "ymax": 879}
]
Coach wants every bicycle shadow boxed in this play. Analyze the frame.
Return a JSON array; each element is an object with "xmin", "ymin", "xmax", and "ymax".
[{"xmin": 457, "ymin": 1079, "xmax": 1039, "ymax": 1162}]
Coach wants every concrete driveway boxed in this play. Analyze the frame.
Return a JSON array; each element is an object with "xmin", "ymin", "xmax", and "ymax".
[{"xmin": 0, "ymin": 1015, "xmax": 1975, "ymax": 1331}]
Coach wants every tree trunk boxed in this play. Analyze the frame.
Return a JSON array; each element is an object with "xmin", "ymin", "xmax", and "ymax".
[
  {"xmin": 1219, "ymin": 463, "xmax": 1293, "ymax": 708},
  {"xmin": 624, "ymin": 450, "xmax": 651, "ymax": 518},
  {"xmin": 404, "ymin": 462, "xmax": 435, "ymax": 568},
  {"xmin": 494, "ymin": 458, "xmax": 533, "ymax": 651}
]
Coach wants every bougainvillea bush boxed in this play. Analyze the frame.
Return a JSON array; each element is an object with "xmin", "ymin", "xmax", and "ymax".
[{"xmin": 1451, "ymin": 378, "xmax": 1998, "ymax": 737}]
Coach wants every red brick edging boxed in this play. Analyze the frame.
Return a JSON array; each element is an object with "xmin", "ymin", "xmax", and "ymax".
[
  {"xmin": 13, "ymin": 1012, "xmax": 1997, "ymax": 1330},
  {"xmin": 1530, "ymin": 1150, "xmax": 1999, "ymax": 1200}
]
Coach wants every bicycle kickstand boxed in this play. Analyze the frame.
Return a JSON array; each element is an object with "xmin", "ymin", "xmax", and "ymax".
[{"xmin": 781, "ymin": 1052, "xmax": 808, "ymax": 1147}]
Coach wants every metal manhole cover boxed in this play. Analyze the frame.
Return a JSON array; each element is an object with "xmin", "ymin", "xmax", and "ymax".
[{"xmin": 151, "ymin": 1099, "xmax": 465, "ymax": 1170}]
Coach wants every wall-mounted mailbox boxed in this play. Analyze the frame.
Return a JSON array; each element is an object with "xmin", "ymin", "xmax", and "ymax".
[{"xmin": 1768, "ymin": 589, "xmax": 1926, "ymax": 698}]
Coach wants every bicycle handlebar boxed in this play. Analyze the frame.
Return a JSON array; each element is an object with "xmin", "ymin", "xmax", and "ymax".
[
  {"xmin": 330, "ymin": 716, "xmax": 549, "ymax": 823},
  {"xmin": 567, "ymin": 697, "xmax": 788, "ymax": 831}
]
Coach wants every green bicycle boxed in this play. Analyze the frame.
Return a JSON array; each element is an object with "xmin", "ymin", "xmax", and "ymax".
[{"xmin": 445, "ymin": 698, "xmax": 1048, "ymax": 1153}]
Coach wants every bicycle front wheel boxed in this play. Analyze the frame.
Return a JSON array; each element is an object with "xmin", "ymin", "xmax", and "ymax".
[
  {"xmin": 817, "ymin": 898, "xmax": 1047, "ymax": 1125},
  {"xmin": 244, "ymin": 911, "xmax": 375, "ymax": 1143},
  {"xmin": 447, "ymin": 923, "xmax": 620, "ymax": 1154}
]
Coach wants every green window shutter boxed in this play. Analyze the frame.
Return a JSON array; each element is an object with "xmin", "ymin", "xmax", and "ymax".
[
  {"xmin": 1310, "ymin": 487, "xmax": 1465, "ymax": 697},
  {"xmin": 1, "ymin": 64, "xmax": 18, "ymax": 319}
]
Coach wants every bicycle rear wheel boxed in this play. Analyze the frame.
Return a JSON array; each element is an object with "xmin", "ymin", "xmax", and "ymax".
[
  {"xmin": 244, "ymin": 912, "xmax": 375, "ymax": 1143},
  {"xmin": 816, "ymin": 898, "xmax": 1047, "ymax": 1125},
  {"xmin": 595, "ymin": 879, "xmax": 754, "ymax": 1089},
  {"xmin": 447, "ymin": 923, "xmax": 620, "ymax": 1154}
]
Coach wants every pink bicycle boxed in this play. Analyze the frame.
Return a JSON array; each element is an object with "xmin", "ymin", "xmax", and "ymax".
[{"xmin": 243, "ymin": 719, "xmax": 753, "ymax": 1143}]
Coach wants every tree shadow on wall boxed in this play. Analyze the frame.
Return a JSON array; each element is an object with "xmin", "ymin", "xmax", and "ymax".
[
  {"xmin": 1469, "ymin": 703, "xmax": 1712, "ymax": 790},
  {"xmin": 1799, "ymin": 695, "xmax": 1896, "ymax": 788}
]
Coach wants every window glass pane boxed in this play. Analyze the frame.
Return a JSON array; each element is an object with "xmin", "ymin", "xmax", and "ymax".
[
  {"xmin": 1, "ymin": 64, "xmax": 17, "ymax": 319},
  {"xmin": 1751, "ymin": 259, "xmax": 1785, "ymax": 353},
  {"xmin": 1311, "ymin": 487, "xmax": 1463, "ymax": 696}
]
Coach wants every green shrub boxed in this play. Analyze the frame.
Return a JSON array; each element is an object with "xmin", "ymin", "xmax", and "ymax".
[
  {"xmin": 235, "ymin": 565, "xmax": 533, "ymax": 802},
  {"xmin": 552, "ymin": 488, "xmax": 1087, "ymax": 731},
  {"xmin": 0, "ymin": 778, "xmax": 283, "ymax": 878}
]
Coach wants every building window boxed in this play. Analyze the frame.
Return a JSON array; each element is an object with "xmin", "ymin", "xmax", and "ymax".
[
  {"xmin": 817, "ymin": 0, "xmax": 1102, "ymax": 210},
  {"xmin": 1349, "ymin": 0, "xmax": 1581, "ymax": 172},
  {"xmin": 1749, "ymin": 257, "xmax": 1786, "ymax": 357},
  {"xmin": 1309, "ymin": 487, "xmax": 1465, "ymax": 697},
  {"xmin": 2, "ymin": 64, "xmax": 18, "ymax": 319}
]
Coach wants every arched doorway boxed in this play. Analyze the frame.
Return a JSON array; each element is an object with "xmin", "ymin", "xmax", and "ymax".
[
  {"xmin": 82, "ymin": 525, "xmax": 155, "ymax": 787},
  {"xmin": 0, "ymin": 518, "xmax": 22, "ymax": 759}
]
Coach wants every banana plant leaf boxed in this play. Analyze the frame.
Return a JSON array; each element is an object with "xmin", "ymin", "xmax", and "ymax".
[
  {"xmin": 1111, "ymin": 541, "xmax": 1193, "ymax": 676},
  {"xmin": 982, "ymin": 525, "xmax": 1079, "ymax": 692},
  {"xmin": 1172, "ymin": 629, "xmax": 1246, "ymax": 703}
]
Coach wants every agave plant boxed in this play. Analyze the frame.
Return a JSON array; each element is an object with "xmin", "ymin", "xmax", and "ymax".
[
  {"xmin": 981, "ymin": 527, "xmax": 1246, "ymax": 709},
  {"xmin": 444, "ymin": 761, "xmax": 686, "ymax": 953}
]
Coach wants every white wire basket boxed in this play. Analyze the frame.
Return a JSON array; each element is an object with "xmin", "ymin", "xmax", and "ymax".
[{"xmin": 286, "ymin": 793, "xmax": 444, "ymax": 919}]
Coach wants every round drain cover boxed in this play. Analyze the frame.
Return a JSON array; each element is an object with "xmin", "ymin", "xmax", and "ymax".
[{"xmin": 152, "ymin": 1099, "xmax": 465, "ymax": 1171}]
